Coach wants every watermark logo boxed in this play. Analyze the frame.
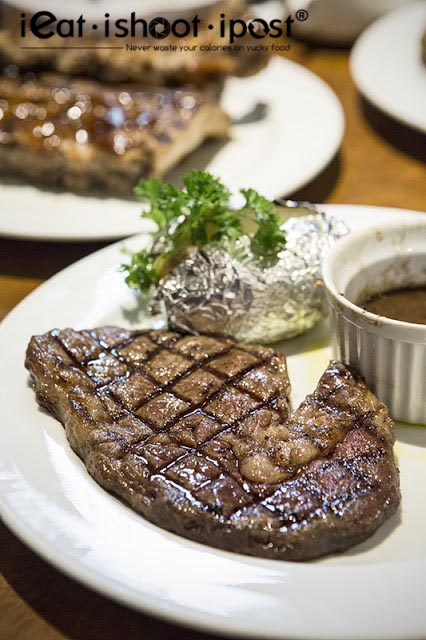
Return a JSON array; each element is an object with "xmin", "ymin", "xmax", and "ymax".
[{"xmin": 18, "ymin": 10, "xmax": 310, "ymax": 50}]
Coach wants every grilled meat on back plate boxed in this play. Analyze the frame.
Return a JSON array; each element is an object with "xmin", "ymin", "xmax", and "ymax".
[
  {"xmin": 0, "ymin": 0, "xmax": 268, "ymax": 86},
  {"xmin": 0, "ymin": 73, "xmax": 229, "ymax": 193},
  {"xmin": 0, "ymin": 29, "xmax": 268, "ymax": 86},
  {"xmin": 25, "ymin": 327, "xmax": 400, "ymax": 561}
]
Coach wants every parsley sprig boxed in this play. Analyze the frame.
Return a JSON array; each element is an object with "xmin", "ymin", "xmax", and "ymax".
[{"xmin": 123, "ymin": 171, "xmax": 286, "ymax": 294}]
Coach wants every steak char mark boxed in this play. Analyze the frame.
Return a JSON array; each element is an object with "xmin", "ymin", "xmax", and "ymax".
[{"xmin": 25, "ymin": 327, "xmax": 400, "ymax": 560}]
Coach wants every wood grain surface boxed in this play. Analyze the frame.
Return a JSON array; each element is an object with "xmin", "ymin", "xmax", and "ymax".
[{"xmin": 0, "ymin": 41, "xmax": 425, "ymax": 640}]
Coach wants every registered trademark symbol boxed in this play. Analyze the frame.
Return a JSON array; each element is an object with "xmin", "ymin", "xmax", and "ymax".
[{"xmin": 296, "ymin": 9, "xmax": 309, "ymax": 21}]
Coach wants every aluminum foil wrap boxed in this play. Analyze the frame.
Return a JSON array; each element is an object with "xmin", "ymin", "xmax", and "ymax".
[{"xmin": 152, "ymin": 206, "xmax": 348, "ymax": 343}]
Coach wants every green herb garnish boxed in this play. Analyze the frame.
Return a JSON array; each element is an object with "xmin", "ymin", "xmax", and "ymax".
[{"xmin": 123, "ymin": 170, "xmax": 286, "ymax": 294}]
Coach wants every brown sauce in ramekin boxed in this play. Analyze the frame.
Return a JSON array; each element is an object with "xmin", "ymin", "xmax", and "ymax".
[{"xmin": 361, "ymin": 286, "xmax": 426, "ymax": 324}]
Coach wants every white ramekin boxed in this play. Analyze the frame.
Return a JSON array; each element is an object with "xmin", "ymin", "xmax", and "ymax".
[{"xmin": 322, "ymin": 220, "xmax": 426, "ymax": 425}]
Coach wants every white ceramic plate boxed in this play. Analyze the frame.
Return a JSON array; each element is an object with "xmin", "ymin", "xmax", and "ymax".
[
  {"xmin": 1, "ymin": 205, "xmax": 425, "ymax": 640},
  {"xmin": 0, "ymin": 57, "xmax": 344, "ymax": 242},
  {"xmin": 350, "ymin": 1, "xmax": 426, "ymax": 133}
]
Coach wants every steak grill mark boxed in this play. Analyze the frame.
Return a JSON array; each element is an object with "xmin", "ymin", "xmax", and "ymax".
[{"xmin": 49, "ymin": 328, "xmax": 290, "ymax": 504}]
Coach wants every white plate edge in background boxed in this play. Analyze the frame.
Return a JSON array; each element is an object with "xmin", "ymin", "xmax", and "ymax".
[{"xmin": 350, "ymin": 1, "xmax": 426, "ymax": 133}]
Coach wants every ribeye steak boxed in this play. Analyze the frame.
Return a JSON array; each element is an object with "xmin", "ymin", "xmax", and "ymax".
[{"xmin": 25, "ymin": 327, "xmax": 400, "ymax": 560}]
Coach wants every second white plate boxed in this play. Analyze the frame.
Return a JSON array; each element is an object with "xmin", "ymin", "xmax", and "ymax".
[
  {"xmin": 350, "ymin": 1, "xmax": 426, "ymax": 133},
  {"xmin": 0, "ymin": 57, "xmax": 344, "ymax": 242}
]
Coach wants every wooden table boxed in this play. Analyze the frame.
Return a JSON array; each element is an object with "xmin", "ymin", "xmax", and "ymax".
[{"xmin": 1, "ymin": 42, "xmax": 425, "ymax": 640}]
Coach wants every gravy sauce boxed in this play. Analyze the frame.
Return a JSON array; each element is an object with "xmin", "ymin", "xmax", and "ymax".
[{"xmin": 361, "ymin": 286, "xmax": 426, "ymax": 324}]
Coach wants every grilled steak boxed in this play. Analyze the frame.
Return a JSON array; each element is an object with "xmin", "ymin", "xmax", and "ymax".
[
  {"xmin": 25, "ymin": 327, "xmax": 400, "ymax": 561},
  {"xmin": 0, "ymin": 73, "xmax": 229, "ymax": 193}
]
